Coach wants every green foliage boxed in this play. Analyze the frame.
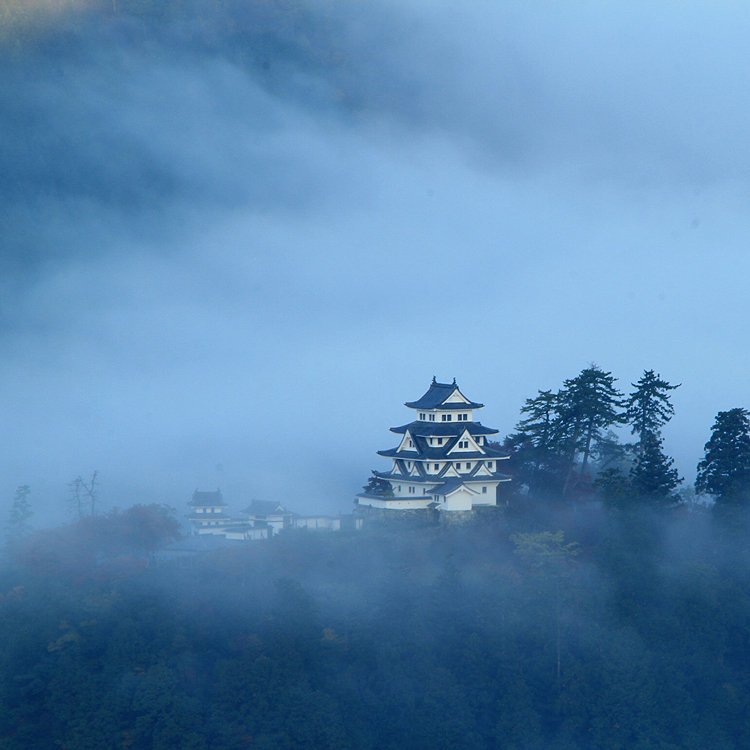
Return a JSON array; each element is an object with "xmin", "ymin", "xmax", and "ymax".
[
  {"xmin": 1, "ymin": 516, "xmax": 750, "ymax": 748},
  {"xmin": 558, "ymin": 365, "xmax": 626, "ymax": 486},
  {"xmin": 696, "ymin": 408, "xmax": 750, "ymax": 503},
  {"xmin": 511, "ymin": 365, "xmax": 626, "ymax": 499},
  {"xmin": 362, "ymin": 472, "xmax": 394, "ymax": 497},
  {"xmin": 511, "ymin": 390, "xmax": 570, "ymax": 496},
  {"xmin": 626, "ymin": 370, "xmax": 680, "ymax": 445},
  {"xmin": 511, "ymin": 530, "xmax": 579, "ymax": 572},
  {"xmin": 594, "ymin": 468, "xmax": 633, "ymax": 507},
  {"xmin": 630, "ymin": 431, "xmax": 682, "ymax": 501}
]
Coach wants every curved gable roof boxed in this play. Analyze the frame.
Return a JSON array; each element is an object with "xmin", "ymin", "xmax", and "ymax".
[{"xmin": 405, "ymin": 378, "xmax": 483, "ymax": 410}]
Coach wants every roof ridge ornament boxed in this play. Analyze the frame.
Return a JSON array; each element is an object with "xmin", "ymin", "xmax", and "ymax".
[
  {"xmin": 452, "ymin": 377, "xmax": 456, "ymax": 386},
  {"xmin": 432, "ymin": 375, "xmax": 437, "ymax": 385}
]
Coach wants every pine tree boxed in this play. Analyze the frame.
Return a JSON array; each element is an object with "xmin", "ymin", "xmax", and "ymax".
[
  {"xmin": 362, "ymin": 472, "xmax": 393, "ymax": 497},
  {"xmin": 512, "ymin": 390, "xmax": 568, "ymax": 494},
  {"xmin": 630, "ymin": 431, "xmax": 681, "ymax": 501},
  {"xmin": 696, "ymin": 408, "xmax": 750, "ymax": 503},
  {"xmin": 624, "ymin": 370, "xmax": 682, "ymax": 502},
  {"xmin": 558, "ymin": 365, "xmax": 625, "ymax": 495},
  {"xmin": 626, "ymin": 370, "xmax": 680, "ymax": 456}
]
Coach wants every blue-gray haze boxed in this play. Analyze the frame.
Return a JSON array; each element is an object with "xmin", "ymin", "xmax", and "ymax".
[{"xmin": 2, "ymin": 0, "xmax": 748, "ymax": 521}]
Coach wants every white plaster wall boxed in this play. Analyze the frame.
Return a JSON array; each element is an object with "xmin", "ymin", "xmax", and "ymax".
[
  {"xmin": 441, "ymin": 490, "xmax": 475, "ymax": 512},
  {"xmin": 357, "ymin": 497, "xmax": 432, "ymax": 510},
  {"xmin": 295, "ymin": 517, "xmax": 341, "ymax": 530}
]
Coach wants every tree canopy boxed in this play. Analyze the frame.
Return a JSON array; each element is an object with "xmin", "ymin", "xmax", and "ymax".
[{"xmin": 696, "ymin": 408, "xmax": 750, "ymax": 503}]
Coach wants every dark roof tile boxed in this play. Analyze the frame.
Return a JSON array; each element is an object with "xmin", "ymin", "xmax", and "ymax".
[
  {"xmin": 391, "ymin": 421, "xmax": 499, "ymax": 437},
  {"xmin": 189, "ymin": 490, "xmax": 226, "ymax": 507},
  {"xmin": 405, "ymin": 380, "xmax": 483, "ymax": 410}
]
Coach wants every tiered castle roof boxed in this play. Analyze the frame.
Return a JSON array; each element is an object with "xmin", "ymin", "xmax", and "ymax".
[{"xmin": 357, "ymin": 378, "xmax": 511, "ymax": 512}]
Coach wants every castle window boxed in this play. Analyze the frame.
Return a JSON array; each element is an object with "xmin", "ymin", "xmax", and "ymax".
[
  {"xmin": 488, "ymin": 461, "xmax": 493, "ymax": 469},
  {"xmin": 434, "ymin": 464, "xmax": 439, "ymax": 470},
  {"xmin": 437, "ymin": 438, "xmax": 443, "ymax": 445},
  {"xmin": 429, "ymin": 414, "xmax": 435, "ymax": 421},
  {"xmin": 419, "ymin": 413, "xmax": 425, "ymax": 420},
  {"xmin": 482, "ymin": 486, "xmax": 487, "ymax": 493},
  {"xmin": 456, "ymin": 463, "xmax": 461, "ymax": 470},
  {"xmin": 441, "ymin": 414, "xmax": 452, "ymax": 421},
  {"xmin": 408, "ymin": 440, "xmax": 413, "ymax": 447},
  {"xmin": 458, "ymin": 413, "xmax": 467, "ymax": 421}
]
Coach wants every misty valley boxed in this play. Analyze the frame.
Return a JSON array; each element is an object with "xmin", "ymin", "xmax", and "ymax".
[
  {"xmin": 3, "ymin": 361, "xmax": 750, "ymax": 748},
  {"xmin": 2, "ymin": 503, "xmax": 750, "ymax": 749}
]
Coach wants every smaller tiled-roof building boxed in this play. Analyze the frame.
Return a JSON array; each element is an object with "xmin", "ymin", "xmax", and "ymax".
[
  {"xmin": 188, "ymin": 489, "xmax": 228, "ymax": 531},
  {"xmin": 242, "ymin": 500, "xmax": 294, "ymax": 533}
]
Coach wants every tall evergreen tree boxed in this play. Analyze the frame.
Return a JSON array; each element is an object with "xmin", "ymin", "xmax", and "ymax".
[
  {"xmin": 558, "ymin": 365, "xmax": 625, "ymax": 495},
  {"xmin": 624, "ymin": 370, "xmax": 682, "ymax": 501},
  {"xmin": 696, "ymin": 408, "xmax": 750, "ymax": 503},
  {"xmin": 626, "ymin": 370, "xmax": 680, "ymax": 456},
  {"xmin": 512, "ymin": 390, "xmax": 568, "ymax": 493},
  {"xmin": 630, "ymin": 431, "xmax": 681, "ymax": 501}
]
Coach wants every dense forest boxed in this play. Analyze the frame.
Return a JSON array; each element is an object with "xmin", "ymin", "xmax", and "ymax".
[
  {"xmin": 2, "ymin": 501, "xmax": 750, "ymax": 749},
  {"xmin": 4, "ymin": 362, "xmax": 750, "ymax": 748}
]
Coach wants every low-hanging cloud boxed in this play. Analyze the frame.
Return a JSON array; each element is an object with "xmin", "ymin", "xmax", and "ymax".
[{"xmin": 3, "ymin": 0, "xmax": 750, "ymax": 521}]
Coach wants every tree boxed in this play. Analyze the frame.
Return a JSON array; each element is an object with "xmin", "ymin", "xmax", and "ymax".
[
  {"xmin": 362, "ymin": 472, "xmax": 393, "ymax": 497},
  {"xmin": 622, "ymin": 369, "xmax": 682, "ymax": 503},
  {"xmin": 630, "ymin": 431, "xmax": 682, "ymax": 501},
  {"xmin": 68, "ymin": 471, "xmax": 99, "ymax": 518},
  {"xmin": 511, "ymin": 390, "xmax": 568, "ymax": 495},
  {"xmin": 558, "ymin": 365, "xmax": 625, "ymax": 495},
  {"xmin": 626, "ymin": 370, "xmax": 680, "ymax": 456},
  {"xmin": 5, "ymin": 484, "xmax": 33, "ymax": 549},
  {"xmin": 594, "ymin": 468, "xmax": 632, "ymax": 507},
  {"xmin": 696, "ymin": 408, "xmax": 750, "ymax": 503}
]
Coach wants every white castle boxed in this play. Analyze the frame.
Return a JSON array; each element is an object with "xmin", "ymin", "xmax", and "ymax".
[{"xmin": 357, "ymin": 378, "xmax": 511, "ymax": 513}]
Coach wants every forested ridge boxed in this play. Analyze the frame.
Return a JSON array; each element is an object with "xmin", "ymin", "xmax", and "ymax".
[
  {"xmin": 2, "ymin": 503, "xmax": 750, "ymax": 749},
  {"xmin": 4, "ymin": 362, "xmax": 750, "ymax": 748}
]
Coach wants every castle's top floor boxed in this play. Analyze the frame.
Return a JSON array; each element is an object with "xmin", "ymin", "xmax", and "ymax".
[
  {"xmin": 189, "ymin": 489, "xmax": 226, "ymax": 508},
  {"xmin": 405, "ymin": 378, "xmax": 483, "ymax": 421}
]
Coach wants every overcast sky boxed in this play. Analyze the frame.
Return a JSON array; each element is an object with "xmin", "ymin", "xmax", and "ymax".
[{"xmin": 3, "ymin": 0, "xmax": 750, "ymax": 521}]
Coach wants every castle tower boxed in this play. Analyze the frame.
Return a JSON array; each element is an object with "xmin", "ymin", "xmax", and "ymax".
[
  {"xmin": 357, "ymin": 378, "xmax": 511, "ymax": 512},
  {"xmin": 188, "ymin": 489, "xmax": 228, "ymax": 533}
]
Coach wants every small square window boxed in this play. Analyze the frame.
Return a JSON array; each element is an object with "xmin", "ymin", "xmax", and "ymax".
[{"xmin": 482, "ymin": 486, "xmax": 487, "ymax": 493}]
